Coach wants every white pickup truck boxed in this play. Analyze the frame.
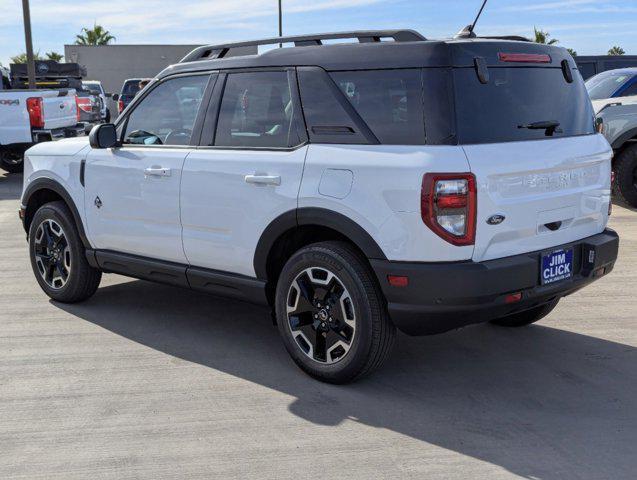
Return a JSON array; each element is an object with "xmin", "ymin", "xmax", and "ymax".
[{"xmin": 0, "ymin": 88, "xmax": 83, "ymax": 173}]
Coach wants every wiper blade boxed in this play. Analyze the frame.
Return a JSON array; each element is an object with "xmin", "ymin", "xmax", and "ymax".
[
  {"xmin": 517, "ymin": 120, "xmax": 561, "ymax": 130},
  {"xmin": 517, "ymin": 120, "xmax": 562, "ymax": 136}
]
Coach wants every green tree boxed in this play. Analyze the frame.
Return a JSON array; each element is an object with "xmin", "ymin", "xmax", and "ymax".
[
  {"xmin": 75, "ymin": 24, "xmax": 115, "ymax": 46},
  {"xmin": 608, "ymin": 46, "xmax": 625, "ymax": 56},
  {"xmin": 566, "ymin": 48, "xmax": 577, "ymax": 57},
  {"xmin": 533, "ymin": 27, "xmax": 559, "ymax": 45},
  {"xmin": 45, "ymin": 51, "xmax": 64, "ymax": 62},
  {"xmin": 10, "ymin": 51, "xmax": 44, "ymax": 63}
]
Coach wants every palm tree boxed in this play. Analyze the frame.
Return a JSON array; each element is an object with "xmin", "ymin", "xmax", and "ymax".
[
  {"xmin": 533, "ymin": 27, "xmax": 558, "ymax": 45},
  {"xmin": 75, "ymin": 24, "xmax": 115, "ymax": 46},
  {"xmin": 608, "ymin": 46, "xmax": 625, "ymax": 56},
  {"xmin": 10, "ymin": 51, "xmax": 43, "ymax": 63},
  {"xmin": 45, "ymin": 51, "xmax": 63, "ymax": 62},
  {"xmin": 566, "ymin": 48, "xmax": 577, "ymax": 57}
]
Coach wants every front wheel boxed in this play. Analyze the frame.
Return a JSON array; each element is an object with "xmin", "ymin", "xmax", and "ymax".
[
  {"xmin": 28, "ymin": 201, "xmax": 102, "ymax": 303},
  {"xmin": 490, "ymin": 299, "xmax": 559, "ymax": 327},
  {"xmin": 275, "ymin": 241, "xmax": 395, "ymax": 384},
  {"xmin": 613, "ymin": 144, "xmax": 637, "ymax": 208}
]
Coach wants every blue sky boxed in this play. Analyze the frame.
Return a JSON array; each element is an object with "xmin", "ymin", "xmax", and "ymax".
[{"xmin": 0, "ymin": 0, "xmax": 635, "ymax": 66}]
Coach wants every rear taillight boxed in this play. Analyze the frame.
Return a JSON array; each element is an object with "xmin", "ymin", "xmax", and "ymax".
[
  {"xmin": 26, "ymin": 97, "xmax": 44, "ymax": 128},
  {"xmin": 118, "ymin": 99, "xmax": 124, "ymax": 113},
  {"xmin": 76, "ymin": 97, "xmax": 92, "ymax": 114},
  {"xmin": 421, "ymin": 173, "xmax": 476, "ymax": 246},
  {"xmin": 498, "ymin": 52, "xmax": 551, "ymax": 63}
]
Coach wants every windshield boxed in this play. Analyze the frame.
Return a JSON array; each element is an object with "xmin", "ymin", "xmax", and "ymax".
[
  {"xmin": 454, "ymin": 67, "xmax": 595, "ymax": 144},
  {"xmin": 585, "ymin": 72, "xmax": 632, "ymax": 100}
]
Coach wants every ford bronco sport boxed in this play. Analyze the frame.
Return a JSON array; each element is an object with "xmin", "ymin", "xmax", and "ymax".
[{"xmin": 19, "ymin": 30, "xmax": 619, "ymax": 383}]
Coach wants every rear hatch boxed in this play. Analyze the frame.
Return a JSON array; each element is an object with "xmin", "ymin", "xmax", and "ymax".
[
  {"xmin": 40, "ymin": 90, "xmax": 77, "ymax": 130},
  {"xmin": 450, "ymin": 41, "xmax": 611, "ymax": 262}
]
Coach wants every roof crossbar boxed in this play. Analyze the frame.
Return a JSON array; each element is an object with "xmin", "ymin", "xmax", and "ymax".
[{"xmin": 180, "ymin": 30, "xmax": 426, "ymax": 63}]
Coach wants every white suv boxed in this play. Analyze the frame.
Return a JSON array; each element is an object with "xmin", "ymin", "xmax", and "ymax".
[{"xmin": 19, "ymin": 31, "xmax": 619, "ymax": 383}]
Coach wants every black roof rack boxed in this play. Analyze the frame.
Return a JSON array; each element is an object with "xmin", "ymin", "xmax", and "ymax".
[
  {"xmin": 478, "ymin": 35, "xmax": 531, "ymax": 42},
  {"xmin": 180, "ymin": 30, "xmax": 426, "ymax": 63}
]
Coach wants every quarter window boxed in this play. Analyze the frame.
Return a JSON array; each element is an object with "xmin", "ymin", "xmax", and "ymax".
[
  {"xmin": 329, "ymin": 69, "xmax": 425, "ymax": 145},
  {"xmin": 214, "ymin": 71, "xmax": 299, "ymax": 148},
  {"xmin": 122, "ymin": 75, "xmax": 209, "ymax": 146}
]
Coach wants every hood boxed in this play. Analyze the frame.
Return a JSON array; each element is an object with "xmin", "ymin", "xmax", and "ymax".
[
  {"xmin": 592, "ymin": 95, "xmax": 637, "ymax": 114},
  {"xmin": 26, "ymin": 136, "xmax": 90, "ymax": 157}
]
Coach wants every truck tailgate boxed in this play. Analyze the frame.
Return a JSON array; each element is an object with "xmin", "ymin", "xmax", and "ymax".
[{"xmin": 40, "ymin": 91, "xmax": 77, "ymax": 130}]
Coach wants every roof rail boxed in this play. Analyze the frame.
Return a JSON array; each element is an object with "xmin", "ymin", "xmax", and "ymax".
[
  {"xmin": 479, "ymin": 35, "xmax": 531, "ymax": 42},
  {"xmin": 180, "ymin": 30, "xmax": 426, "ymax": 63}
]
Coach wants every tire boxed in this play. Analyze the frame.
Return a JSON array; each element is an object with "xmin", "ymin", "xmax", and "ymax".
[
  {"xmin": 275, "ymin": 241, "xmax": 396, "ymax": 384},
  {"xmin": 613, "ymin": 144, "xmax": 637, "ymax": 208},
  {"xmin": 490, "ymin": 299, "xmax": 559, "ymax": 327},
  {"xmin": 28, "ymin": 201, "xmax": 101, "ymax": 303},
  {"xmin": 0, "ymin": 148, "xmax": 24, "ymax": 173}
]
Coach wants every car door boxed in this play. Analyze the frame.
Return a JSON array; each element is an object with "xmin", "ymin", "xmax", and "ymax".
[
  {"xmin": 181, "ymin": 69, "xmax": 308, "ymax": 277},
  {"xmin": 84, "ymin": 73, "xmax": 212, "ymax": 263}
]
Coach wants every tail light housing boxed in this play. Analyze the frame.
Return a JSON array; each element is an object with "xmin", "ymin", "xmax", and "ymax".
[
  {"xmin": 76, "ymin": 96, "xmax": 92, "ymax": 114},
  {"xmin": 26, "ymin": 97, "xmax": 44, "ymax": 128},
  {"xmin": 421, "ymin": 173, "xmax": 477, "ymax": 246},
  {"xmin": 118, "ymin": 99, "xmax": 124, "ymax": 113}
]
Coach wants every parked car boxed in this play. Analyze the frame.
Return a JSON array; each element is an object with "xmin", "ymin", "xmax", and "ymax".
[
  {"xmin": 83, "ymin": 80, "xmax": 111, "ymax": 122},
  {"xmin": 586, "ymin": 68, "xmax": 637, "ymax": 112},
  {"xmin": 19, "ymin": 30, "xmax": 618, "ymax": 383},
  {"xmin": 0, "ymin": 88, "xmax": 83, "ymax": 172},
  {"xmin": 114, "ymin": 78, "xmax": 149, "ymax": 114}
]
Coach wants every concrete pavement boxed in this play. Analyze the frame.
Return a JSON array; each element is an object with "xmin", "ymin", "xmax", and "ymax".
[{"xmin": 1, "ymin": 169, "xmax": 635, "ymax": 479}]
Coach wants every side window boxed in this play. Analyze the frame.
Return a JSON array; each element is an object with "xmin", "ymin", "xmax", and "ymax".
[
  {"xmin": 620, "ymin": 80, "xmax": 637, "ymax": 97},
  {"xmin": 123, "ymin": 75, "xmax": 209, "ymax": 146},
  {"xmin": 329, "ymin": 69, "xmax": 425, "ymax": 145},
  {"xmin": 215, "ymin": 71, "xmax": 300, "ymax": 148}
]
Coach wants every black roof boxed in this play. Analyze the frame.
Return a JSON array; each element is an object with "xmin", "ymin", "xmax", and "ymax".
[{"xmin": 157, "ymin": 31, "xmax": 575, "ymax": 79}]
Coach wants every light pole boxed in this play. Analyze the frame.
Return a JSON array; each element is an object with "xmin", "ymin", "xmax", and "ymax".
[
  {"xmin": 278, "ymin": 0, "xmax": 283, "ymax": 47},
  {"xmin": 21, "ymin": 0, "xmax": 36, "ymax": 88}
]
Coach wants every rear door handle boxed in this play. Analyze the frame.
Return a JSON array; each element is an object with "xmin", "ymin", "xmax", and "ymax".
[
  {"xmin": 244, "ymin": 174, "xmax": 281, "ymax": 186},
  {"xmin": 144, "ymin": 166, "xmax": 171, "ymax": 177}
]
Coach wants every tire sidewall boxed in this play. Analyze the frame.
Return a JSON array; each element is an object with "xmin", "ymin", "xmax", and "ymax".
[
  {"xmin": 28, "ymin": 203, "xmax": 84, "ymax": 300},
  {"xmin": 614, "ymin": 146, "xmax": 637, "ymax": 207},
  {"xmin": 275, "ymin": 245, "xmax": 376, "ymax": 381}
]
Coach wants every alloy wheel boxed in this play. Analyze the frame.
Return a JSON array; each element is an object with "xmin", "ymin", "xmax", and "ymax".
[
  {"xmin": 33, "ymin": 219, "xmax": 71, "ymax": 289},
  {"xmin": 286, "ymin": 267, "xmax": 356, "ymax": 364}
]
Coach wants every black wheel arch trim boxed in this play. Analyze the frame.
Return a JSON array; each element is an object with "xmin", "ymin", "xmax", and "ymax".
[
  {"xmin": 21, "ymin": 178, "xmax": 92, "ymax": 249},
  {"xmin": 612, "ymin": 127, "xmax": 637, "ymax": 150},
  {"xmin": 253, "ymin": 207, "xmax": 387, "ymax": 280}
]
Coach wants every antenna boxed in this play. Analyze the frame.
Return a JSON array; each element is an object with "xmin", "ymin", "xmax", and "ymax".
[{"xmin": 455, "ymin": 0, "xmax": 489, "ymax": 38}]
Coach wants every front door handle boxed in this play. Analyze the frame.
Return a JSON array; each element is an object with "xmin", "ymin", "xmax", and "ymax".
[
  {"xmin": 144, "ymin": 166, "xmax": 171, "ymax": 177},
  {"xmin": 244, "ymin": 174, "xmax": 281, "ymax": 186}
]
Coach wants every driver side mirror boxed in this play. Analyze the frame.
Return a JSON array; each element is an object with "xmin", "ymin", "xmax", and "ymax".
[
  {"xmin": 111, "ymin": 93, "xmax": 120, "ymax": 102},
  {"xmin": 89, "ymin": 123, "xmax": 119, "ymax": 149}
]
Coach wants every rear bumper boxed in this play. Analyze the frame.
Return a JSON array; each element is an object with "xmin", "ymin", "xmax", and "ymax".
[
  {"xmin": 371, "ymin": 229, "xmax": 619, "ymax": 336},
  {"xmin": 32, "ymin": 124, "xmax": 85, "ymax": 142}
]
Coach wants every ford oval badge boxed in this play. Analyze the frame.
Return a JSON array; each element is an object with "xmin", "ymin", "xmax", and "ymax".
[{"xmin": 487, "ymin": 214, "xmax": 506, "ymax": 225}]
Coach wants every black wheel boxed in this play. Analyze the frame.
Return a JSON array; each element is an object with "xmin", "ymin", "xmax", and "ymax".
[
  {"xmin": 490, "ymin": 299, "xmax": 559, "ymax": 327},
  {"xmin": 275, "ymin": 241, "xmax": 395, "ymax": 384},
  {"xmin": 613, "ymin": 144, "xmax": 637, "ymax": 208},
  {"xmin": 0, "ymin": 148, "xmax": 24, "ymax": 173},
  {"xmin": 28, "ymin": 201, "xmax": 101, "ymax": 303}
]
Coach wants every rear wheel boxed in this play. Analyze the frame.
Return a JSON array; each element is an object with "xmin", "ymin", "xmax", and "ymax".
[
  {"xmin": 0, "ymin": 147, "xmax": 24, "ymax": 173},
  {"xmin": 275, "ymin": 241, "xmax": 395, "ymax": 383},
  {"xmin": 613, "ymin": 144, "xmax": 637, "ymax": 208},
  {"xmin": 29, "ymin": 201, "xmax": 102, "ymax": 303},
  {"xmin": 490, "ymin": 299, "xmax": 559, "ymax": 327}
]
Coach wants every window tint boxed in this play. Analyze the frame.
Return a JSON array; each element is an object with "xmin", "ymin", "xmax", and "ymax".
[
  {"xmin": 620, "ymin": 80, "xmax": 637, "ymax": 97},
  {"xmin": 330, "ymin": 69, "xmax": 424, "ymax": 145},
  {"xmin": 215, "ymin": 71, "xmax": 299, "ymax": 148},
  {"xmin": 123, "ymin": 75, "xmax": 208, "ymax": 146},
  {"xmin": 454, "ymin": 67, "xmax": 595, "ymax": 144}
]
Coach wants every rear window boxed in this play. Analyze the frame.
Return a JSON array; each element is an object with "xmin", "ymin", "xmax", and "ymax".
[
  {"xmin": 454, "ymin": 67, "xmax": 595, "ymax": 144},
  {"xmin": 122, "ymin": 81, "xmax": 141, "ymax": 95},
  {"xmin": 329, "ymin": 69, "xmax": 425, "ymax": 144}
]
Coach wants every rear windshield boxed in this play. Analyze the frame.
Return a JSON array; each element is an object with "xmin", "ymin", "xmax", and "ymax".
[
  {"xmin": 453, "ymin": 67, "xmax": 595, "ymax": 144},
  {"xmin": 122, "ymin": 80, "xmax": 141, "ymax": 95}
]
